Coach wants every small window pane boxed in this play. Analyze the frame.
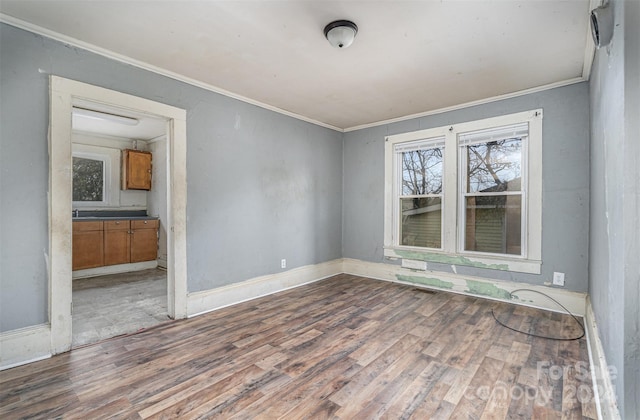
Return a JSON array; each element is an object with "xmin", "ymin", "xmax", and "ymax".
[
  {"xmin": 466, "ymin": 138, "xmax": 522, "ymax": 193},
  {"xmin": 400, "ymin": 197, "xmax": 442, "ymax": 248},
  {"xmin": 73, "ymin": 157, "xmax": 104, "ymax": 202},
  {"xmin": 401, "ymin": 147, "xmax": 443, "ymax": 195},
  {"xmin": 465, "ymin": 195, "xmax": 521, "ymax": 255}
]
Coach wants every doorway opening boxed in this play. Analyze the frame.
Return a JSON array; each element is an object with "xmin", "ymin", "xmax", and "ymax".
[
  {"xmin": 49, "ymin": 76, "xmax": 188, "ymax": 354},
  {"xmin": 69, "ymin": 102, "xmax": 170, "ymax": 347}
]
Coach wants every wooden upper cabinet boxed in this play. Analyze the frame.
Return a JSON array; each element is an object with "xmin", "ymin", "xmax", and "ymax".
[{"xmin": 122, "ymin": 149, "xmax": 152, "ymax": 190}]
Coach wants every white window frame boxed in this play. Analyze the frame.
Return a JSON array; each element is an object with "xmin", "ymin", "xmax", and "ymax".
[
  {"xmin": 384, "ymin": 109, "xmax": 542, "ymax": 274},
  {"xmin": 394, "ymin": 137, "xmax": 446, "ymax": 251},
  {"xmin": 72, "ymin": 143, "xmax": 120, "ymax": 208}
]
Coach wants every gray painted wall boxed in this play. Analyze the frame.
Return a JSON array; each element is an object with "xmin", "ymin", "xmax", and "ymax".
[
  {"xmin": 0, "ymin": 24, "xmax": 343, "ymax": 332},
  {"xmin": 343, "ymin": 82, "xmax": 590, "ymax": 292},
  {"xmin": 589, "ymin": 0, "xmax": 639, "ymax": 418}
]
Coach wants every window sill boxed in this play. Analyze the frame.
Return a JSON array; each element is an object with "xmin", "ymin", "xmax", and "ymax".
[{"xmin": 383, "ymin": 247, "xmax": 541, "ymax": 274}]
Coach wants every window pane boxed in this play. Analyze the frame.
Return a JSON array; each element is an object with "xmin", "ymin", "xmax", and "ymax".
[
  {"xmin": 401, "ymin": 147, "xmax": 443, "ymax": 195},
  {"xmin": 400, "ymin": 197, "xmax": 442, "ymax": 248},
  {"xmin": 73, "ymin": 157, "xmax": 104, "ymax": 201},
  {"xmin": 465, "ymin": 195, "xmax": 521, "ymax": 255},
  {"xmin": 466, "ymin": 138, "xmax": 522, "ymax": 193}
]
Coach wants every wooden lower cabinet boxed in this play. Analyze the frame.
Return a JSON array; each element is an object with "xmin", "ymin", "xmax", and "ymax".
[
  {"xmin": 72, "ymin": 221, "xmax": 104, "ymax": 270},
  {"xmin": 73, "ymin": 219, "xmax": 158, "ymax": 270},
  {"xmin": 104, "ymin": 220, "xmax": 131, "ymax": 266},
  {"xmin": 131, "ymin": 220, "xmax": 159, "ymax": 262}
]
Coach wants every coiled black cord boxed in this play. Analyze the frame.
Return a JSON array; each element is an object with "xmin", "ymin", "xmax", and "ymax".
[{"xmin": 491, "ymin": 288, "xmax": 585, "ymax": 341}]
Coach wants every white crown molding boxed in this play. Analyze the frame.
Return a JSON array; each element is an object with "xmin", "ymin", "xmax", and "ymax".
[
  {"xmin": 1, "ymin": 13, "xmax": 593, "ymax": 134},
  {"xmin": 0, "ymin": 14, "xmax": 343, "ymax": 133},
  {"xmin": 343, "ymin": 77, "xmax": 586, "ymax": 133}
]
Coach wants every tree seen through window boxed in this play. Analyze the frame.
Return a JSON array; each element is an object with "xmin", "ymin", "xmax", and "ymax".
[{"xmin": 73, "ymin": 157, "xmax": 104, "ymax": 202}]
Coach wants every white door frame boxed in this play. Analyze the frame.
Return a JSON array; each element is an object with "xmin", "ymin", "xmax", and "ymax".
[{"xmin": 49, "ymin": 76, "xmax": 188, "ymax": 354}]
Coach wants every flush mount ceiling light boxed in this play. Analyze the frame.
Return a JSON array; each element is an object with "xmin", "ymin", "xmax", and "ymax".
[
  {"xmin": 324, "ymin": 20, "xmax": 358, "ymax": 49},
  {"xmin": 72, "ymin": 107, "xmax": 139, "ymax": 126}
]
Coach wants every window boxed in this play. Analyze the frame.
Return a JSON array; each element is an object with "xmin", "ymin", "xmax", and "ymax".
[
  {"xmin": 72, "ymin": 142, "xmax": 121, "ymax": 208},
  {"xmin": 459, "ymin": 124, "xmax": 526, "ymax": 256},
  {"xmin": 73, "ymin": 156, "xmax": 106, "ymax": 202},
  {"xmin": 384, "ymin": 109, "xmax": 542, "ymax": 274},
  {"xmin": 397, "ymin": 139, "xmax": 444, "ymax": 249}
]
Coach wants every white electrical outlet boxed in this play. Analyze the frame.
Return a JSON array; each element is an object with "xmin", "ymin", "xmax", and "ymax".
[
  {"xmin": 281, "ymin": 259, "xmax": 286, "ymax": 269},
  {"xmin": 552, "ymin": 272, "xmax": 565, "ymax": 286}
]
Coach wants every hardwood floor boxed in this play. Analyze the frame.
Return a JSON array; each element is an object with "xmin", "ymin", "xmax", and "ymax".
[{"xmin": 0, "ymin": 274, "xmax": 596, "ymax": 419}]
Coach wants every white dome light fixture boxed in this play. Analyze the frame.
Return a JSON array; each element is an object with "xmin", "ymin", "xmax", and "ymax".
[{"xmin": 324, "ymin": 20, "xmax": 358, "ymax": 49}]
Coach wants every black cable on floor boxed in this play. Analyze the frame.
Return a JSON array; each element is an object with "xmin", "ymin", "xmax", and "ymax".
[{"xmin": 491, "ymin": 288, "xmax": 585, "ymax": 341}]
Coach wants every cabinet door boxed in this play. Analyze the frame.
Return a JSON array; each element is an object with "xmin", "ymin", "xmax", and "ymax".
[
  {"xmin": 130, "ymin": 221, "xmax": 158, "ymax": 263},
  {"xmin": 104, "ymin": 220, "xmax": 131, "ymax": 266},
  {"xmin": 122, "ymin": 149, "xmax": 152, "ymax": 190},
  {"xmin": 72, "ymin": 222, "xmax": 104, "ymax": 270}
]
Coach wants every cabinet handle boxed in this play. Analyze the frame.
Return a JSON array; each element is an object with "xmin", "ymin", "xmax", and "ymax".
[{"xmin": 144, "ymin": 220, "xmax": 148, "ymax": 224}]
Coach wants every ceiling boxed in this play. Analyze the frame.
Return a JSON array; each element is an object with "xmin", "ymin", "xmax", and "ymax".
[{"xmin": 0, "ymin": 1, "xmax": 594, "ymax": 131}]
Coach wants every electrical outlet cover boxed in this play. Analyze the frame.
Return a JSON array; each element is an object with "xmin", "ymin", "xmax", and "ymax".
[{"xmin": 552, "ymin": 272, "xmax": 565, "ymax": 286}]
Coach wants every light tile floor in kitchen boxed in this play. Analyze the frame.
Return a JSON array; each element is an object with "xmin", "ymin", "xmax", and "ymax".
[{"xmin": 72, "ymin": 268, "xmax": 170, "ymax": 348}]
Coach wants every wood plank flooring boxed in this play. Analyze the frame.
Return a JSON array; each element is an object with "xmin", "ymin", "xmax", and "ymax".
[{"xmin": 0, "ymin": 274, "xmax": 596, "ymax": 419}]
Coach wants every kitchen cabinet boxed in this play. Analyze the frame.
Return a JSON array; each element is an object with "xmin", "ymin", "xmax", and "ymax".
[
  {"xmin": 104, "ymin": 220, "xmax": 131, "ymax": 266},
  {"xmin": 122, "ymin": 149, "xmax": 152, "ymax": 190},
  {"xmin": 72, "ymin": 221, "xmax": 104, "ymax": 270},
  {"xmin": 73, "ymin": 218, "xmax": 158, "ymax": 270},
  {"xmin": 131, "ymin": 220, "xmax": 159, "ymax": 262}
]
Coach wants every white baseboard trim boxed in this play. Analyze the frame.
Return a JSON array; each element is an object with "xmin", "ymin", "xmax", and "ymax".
[
  {"xmin": 343, "ymin": 258, "xmax": 587, "ymax": 316},
  {"xmin": 187, "ymin": 259, "xmax": 344, "ymax": 317},
  {"xmin": 585, "ymin": 297, "xmax": 621, "ymax": 420},
  {"xmin": 157, "ymin": 257, "xmax": 168, "ymax": 269},
  {"xmin": 72, "ymin": 260, "xmax": 158, "ymax": 279},
  {"xmin": 0, "ymin": 324, "xmax": 51, "ymax": 370},
  {"xmin": 2, "ymin": 257, "xmax": 591, "ymax": 371}
]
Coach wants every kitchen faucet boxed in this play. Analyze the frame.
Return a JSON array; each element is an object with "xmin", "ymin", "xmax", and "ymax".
[{"xmin": 73, "ymin": 209, "xmax": 79, "ymax": 218}]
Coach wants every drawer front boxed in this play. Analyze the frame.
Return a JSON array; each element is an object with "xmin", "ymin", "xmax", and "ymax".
[
  {"xmin": 72, "ymin": 221, "xmax": 103, "ymax": 232},
  {"xmin": 132, "ymin": 219, "xmax": 159, "ymax": 230},
  {"xmin": 104, "ymin": 220, "xmax": 131, "ymax": 230}
]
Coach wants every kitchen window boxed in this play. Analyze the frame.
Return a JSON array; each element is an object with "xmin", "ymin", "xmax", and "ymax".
[
  {"xmin": 72, "ymin": 143, "xmax": 121, "ymax": 208},
  {"xmin": 73, "ymin": 155, "xmax": 107, "ymax": 203},
  {"xmin": 384, "ymin": 109, "xmax": 543, "ymax": 274}
]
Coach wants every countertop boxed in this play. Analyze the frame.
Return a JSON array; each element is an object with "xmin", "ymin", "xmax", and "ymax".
[
  {"xmin": 73, "ymin": 216, "xmax": 159, "ymax": 221},
  {"xmin": 72, "ymin": 210, "xmax": 158, "ymax": 221}
]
